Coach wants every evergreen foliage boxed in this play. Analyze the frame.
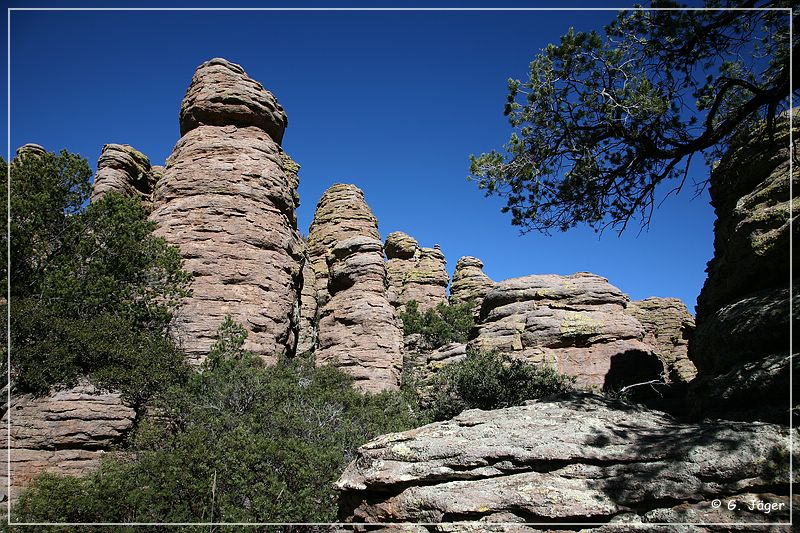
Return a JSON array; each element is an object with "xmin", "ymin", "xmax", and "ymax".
[
  {"xmin": 14, "ymin": 319, "xmax": 428, "ymax": 525},
  {"xmin": 470, "ymin": 0, "xmax": 796, "ymax": 233},
  {"xmin": 9, "ymin": 150, "xmax": 191, "ymax": 404},
  {"xmin": 399, "ymin": 300, "xmax": 474, "ymax": 348},
  {"xmin": 429, "ymin": 350, "xmax": 576, "ymax": 420}
]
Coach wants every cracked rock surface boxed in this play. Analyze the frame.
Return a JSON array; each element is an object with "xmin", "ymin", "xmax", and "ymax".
[{"xmin": 336, "ymin": 394, "xmax": 796, "ymax": 530}]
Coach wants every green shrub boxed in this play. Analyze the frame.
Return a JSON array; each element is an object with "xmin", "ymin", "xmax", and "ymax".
[
  {"xmin": 399, "ymin": 300, "xmax": 474, "ymax": 348},
  {"xmin": 9, "ymin": 149, "xmax": 192, "ymax": 405},
  {"xmin": 15, "ymin": 319, "xmax": 428, "ymax": 525},
  {"xmin": 429, "ymin": 350, "xmax": 576, "ymax": 420}
]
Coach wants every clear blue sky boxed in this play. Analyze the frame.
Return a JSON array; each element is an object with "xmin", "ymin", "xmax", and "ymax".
[{"xmin": 4, "ymin": 1, "xmax": 716, "ymax": 312}]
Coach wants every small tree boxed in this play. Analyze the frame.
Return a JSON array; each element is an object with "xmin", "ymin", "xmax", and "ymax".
[
  {"xmin": 470, "ymin": 0, "xmax": 795, "ymax": 234},
  {"xmin": 10, "ymin": 149, "xmax": 191, "ymax": 404}
]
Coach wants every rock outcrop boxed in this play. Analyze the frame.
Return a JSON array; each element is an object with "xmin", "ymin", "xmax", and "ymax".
[
  {"xmin": 689, "ymin": 111, "xmax": 798, "ymax": 423},
  {"xmin": 337, "ymin": 393, "xmax": 796, "ymax": 529},
  {"xmin": 149, "ymin": 57, "xmax": 304, "ymax": 365},
  {"xmin": 625, "ymin": 297, "xmax": 696, "ymax": 383},
  {"xmin": 384, "ymin": 232, "xmax": 449, "ymax": 312},
  {"xmin": 471, "ymin": 273, "xmax": 660, "ymax": 389},
  {"xmin": 449, "ymin": 256, "xmax": 494, "ymax": 315},
  {"xmin": 90, "ymin": 143, "xmax": 158, "ymax": 207},
  {"xmin": 1, "ymin": 382, "xmax": 136, "ymax": 504},
  {"xmin": 316, "ymin": 237, "xmax": 403, "ymax": 392}
]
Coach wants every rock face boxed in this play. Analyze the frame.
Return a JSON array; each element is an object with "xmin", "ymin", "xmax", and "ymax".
[
  {"xmin": 149, "ymin": 57, "xmax": 303, "ymax": 365},
  {"xmin": 336, "ymin": 393, "xmax": 796, "ymax": 529},
  {"xmin": 689, "ymin": 112, "xmax": 798, "ymax": 423},
  {"xmin": 316, "ymin": 237, "xmax": 403, "ymax": 392},
  {"xmin": 471, "ymin": 272, "xmax": 660, "ymax": 389},
  {"xmin": 91, "ymin": 144, "xmax": 157, "ymax": 207},
  {"xmin": 625, "ymin": 297, "xmax": 696, "ymax": 383},
  {"xmin": 0, "ymin": 382, "xmax": 136, "ymax": 504},
  {"xmin": 384, "ymin": 232, "xmax": 449, "ymax": 312},
  {"xmin": 449, "ymin": 256, "xmax": 494, "ymax": 315}
]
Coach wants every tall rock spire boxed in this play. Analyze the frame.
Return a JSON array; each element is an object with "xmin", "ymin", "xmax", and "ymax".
[
  {"xmin": 306, "ymin": 184, "xmax": 403, "ymax": 392},
  {"xmin": 149, "ymin": 58, "xmax": 304, "ymax": 365}
]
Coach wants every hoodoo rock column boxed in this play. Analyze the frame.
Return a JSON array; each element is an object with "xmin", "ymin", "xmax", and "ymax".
[{"xmin": 149, "ymin": 58, "xmax": 304, "ymax": 365}]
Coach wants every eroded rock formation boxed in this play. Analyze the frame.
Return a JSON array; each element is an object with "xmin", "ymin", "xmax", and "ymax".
[
  {"xmin": 689, "ymin": 111, "xmax": 798, "ymax": 423},
  {"xmin": 90, "ymin": 144, "xmax": 157, "ymax": 207},
  {"xmin": 384, "ymin": 232, "xmax": 449, "ymax": 312},
  {"xmin": 316, "ymin": 237, "xmax": 403, "ymax": 392},
  {"xmin": 449, "ymin": 255, "xmax": 494, "ymax": 315},
  {"xmin": 306, "ymin": 184, "xmax": 381, "ymax": 309},
  {"xmin": 470, "ymin": 272, "xmax": 660, "ymax": 389},
  {"xmin": 626, "ymin": 297, "xmax": 696, "ymax": 383},
  {"xmin": 1, "ymin": 382, "xmax": 135, "ymax": 504},
  {"xmin": 149, "ymin": 57, "xmax": 303, "ymax": 365},
  {"xmin": 337, "ymin": 393, "xmax": 797, "ymax": 529}
]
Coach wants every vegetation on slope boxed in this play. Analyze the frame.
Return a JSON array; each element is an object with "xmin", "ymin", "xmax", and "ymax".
[
  {"xmin": 399, "ymin": 299, "xmax": 474, "ymax": 348},
  {"xmin": 14, "ymin": 318, "xmax": 427, "ymax": 525}
]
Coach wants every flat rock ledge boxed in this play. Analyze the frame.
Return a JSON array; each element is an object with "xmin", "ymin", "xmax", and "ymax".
[{"xmin": 336, "ymin": 393, "xmax": 796, "ymax": 531}]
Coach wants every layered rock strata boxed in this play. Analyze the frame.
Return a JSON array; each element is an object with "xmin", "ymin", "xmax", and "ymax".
[
  {"xmin": 449, "ymin": 256, "xmax": 494, "ymax": 315},
  {"xmin": 337, "ymin": 393, "xmax": 797, "ymax": 529},
  {"xmin": 90, "ymin": 144, "xmax": 157, "ymax": 207},
  {"xmin": 1, "ymin": 382, "xmax": 136, "ymax": 504},
  {"xmin": 149, "ymin": 57, "xmax": 303, "ymax": 365},
  {"xmin": 470, "ymin": 272, "xmax": 660, "ymax": 389},
  {"xmin": 384, "ymin": 232, "xmax": 449, "ymax": 312},
  {"xmin": 689, "ymin": 111, "xmax": 798, "ymax": 423},
  {"xmin": 625, "ymin": 297, "xmax": 696, "ymax": 383},
  {"xmin": 316, "ymin": 237, "xmax": 403, "ymax": 392}
]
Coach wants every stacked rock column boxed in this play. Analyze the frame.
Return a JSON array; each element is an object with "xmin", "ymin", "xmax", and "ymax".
[
  {"xmin": 306, "ymin": 184, "xmax": 403, "ymax": 392},
  {"xmin": 149, "ymin": 58, "xmax": 304, "ymax": 365}
]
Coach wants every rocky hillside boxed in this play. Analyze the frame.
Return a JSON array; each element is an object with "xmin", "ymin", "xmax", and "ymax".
[{"xmin": 6, "ymin": 58, "xmax": 795, "ymax": 529}]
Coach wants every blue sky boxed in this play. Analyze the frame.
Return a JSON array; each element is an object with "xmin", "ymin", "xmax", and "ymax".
[{"xmin": 5, "ymin": 1, "xmax": 718, "ymax": 311}]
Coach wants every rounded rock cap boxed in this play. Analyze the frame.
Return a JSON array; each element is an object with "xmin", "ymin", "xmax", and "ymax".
[
  {"xmin": 385, "ymin": 231, "xmax": 419, "ymax": 259},
  {"xmin": 179, "ymin": 57, "xmax": 288, "ymax": 144},
  {"xmin": 14, "ymin": 144, "xmax": 47, "ymax": 160}
]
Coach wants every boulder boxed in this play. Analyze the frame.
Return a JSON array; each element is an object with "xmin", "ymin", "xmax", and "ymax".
[
  {"xmin": 449, "ymin": 256, "xmax": 494, "ymax": 315},
  {"xmin": 625, "ymin": 297, "xmax": 696, "ymax": 383},
  {"xmin": 179, "ymin": 57, "xmax": 288, "ymax": 144},
  {"xmin": 0, "ymin": 382, "xmax": 136, "ymax": 504},
  {"xmin": 316, "ymin": 237, "xmax": 403, "ymax": 392},
  {"xmin": 471, "ymin": 272, "xmax": 660, "ymax": 389},
  {"xmin": 336, "ymin": 393, "xmax": 796, "ymax": 529},
  {"xmin": 90, "ymin": 143, "xmax": 158, "ymax": 207},
  {"xmin": 689, "ymin": 111, "xmax": 798, "ymax": 423},
  {"xmin": 149, "ymin": 58, "xmax": 304, "ymax": 365},
  {"xmin": 384, "ymin": 231, "xmax": 449, "ymax": 312}
]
